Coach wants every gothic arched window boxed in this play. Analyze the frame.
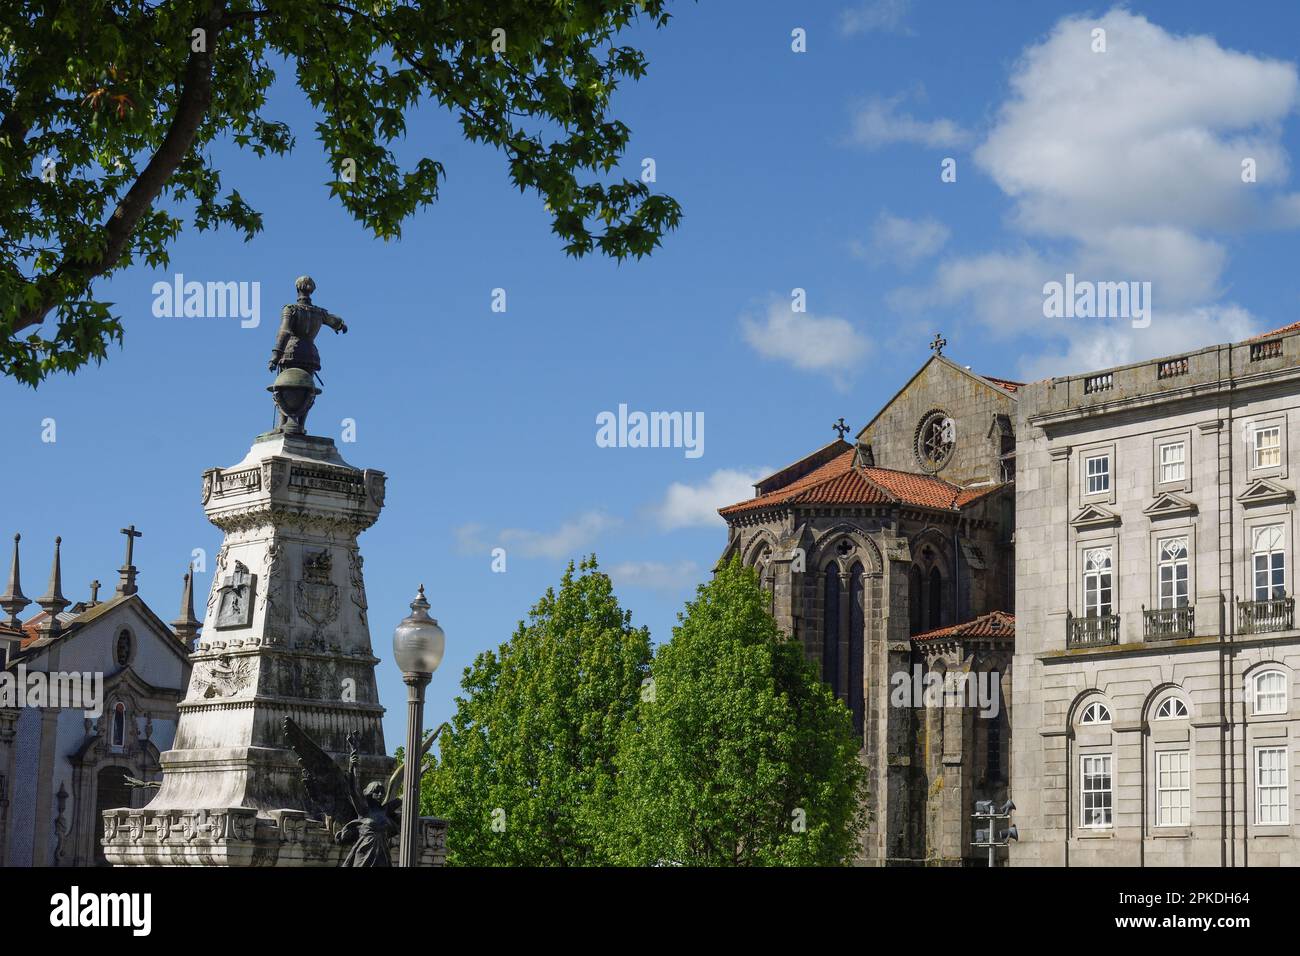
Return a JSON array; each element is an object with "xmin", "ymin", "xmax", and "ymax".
[
  {"xmin": 987, "ymin": 702, "xmax": 1003, "ymax": 779},
  {"xmin": 823, "ymin": 569, "xmax": 840, "ymax": 691},
  {"xmin": 928, "ymin": 567, "xmax": 943, "ymax": 630},
  {"xmin": 755, "ymin": 546, "xmax": 773, "ymax": 600},
  {"xmin": 848, "ymin": 562, "xmax": 865, "ymax": 736},
  {"xmin": 909, "ymin": 565, "xmax": 923, "ymax": 635}
]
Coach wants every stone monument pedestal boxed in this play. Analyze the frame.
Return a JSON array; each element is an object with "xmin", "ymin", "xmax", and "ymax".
[{"xmin": 103, "ymin": 431, "xmax": 445, "ymax": 866}]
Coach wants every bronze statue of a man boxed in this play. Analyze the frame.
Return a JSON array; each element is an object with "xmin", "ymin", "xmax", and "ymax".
[{"xmin": 268, "ymin": 275, "xmax": 348, "ymax": 375}]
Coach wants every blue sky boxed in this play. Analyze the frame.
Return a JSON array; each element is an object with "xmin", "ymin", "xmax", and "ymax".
[{"xmin": 7, "ymin": 0, "xmax": 1300, "ymax": 746}]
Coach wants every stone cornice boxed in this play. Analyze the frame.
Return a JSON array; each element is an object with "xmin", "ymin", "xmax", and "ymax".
[
  {"xmin": 1028, "ymin": 363, "xmax": 1300, "ymax": 430},
  {"xmin": 206, "ymin": 504, "xmax": 380, "ymax": 535}
]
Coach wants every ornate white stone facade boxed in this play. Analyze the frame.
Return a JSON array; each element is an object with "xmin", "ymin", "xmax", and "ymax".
[{"xmin": 103, "ymin": 430, "xmax": 446, "ymax": 866}]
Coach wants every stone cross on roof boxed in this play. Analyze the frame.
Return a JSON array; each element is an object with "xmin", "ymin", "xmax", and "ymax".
[
  {"xmin": 832, "ymin": 417, "xmax": 850, "ymax": 440},
  {"xmin": 117, "ymin": 524, "xmax": 142, "ymax": 597},
  {"xmin": 930, "ymin": 332, "xmax": 947, "ymax": 356}
]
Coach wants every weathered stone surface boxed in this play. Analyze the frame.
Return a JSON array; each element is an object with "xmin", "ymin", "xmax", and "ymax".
[
  {"xmin": 1013, "ymin": 327, "xmax": 1300, "ymax": 867},
  {"xmin": 719, "ymin": 355, "xmax": 1018, "ymax": 865},
  {"xmin": 103, "ymin": 430, "xmax": 439, "ymax": 866}
]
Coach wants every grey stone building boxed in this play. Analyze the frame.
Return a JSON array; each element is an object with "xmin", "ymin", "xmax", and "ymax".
[
  {"xmin": 1013, "ymin": 320, "xmax": 1300, "ymax": 866},
  {"xmin": 718, "ymin": 348, "xmax": 1017, "ymax": 864}
]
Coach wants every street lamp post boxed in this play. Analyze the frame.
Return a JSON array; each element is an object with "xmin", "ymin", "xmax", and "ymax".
[
  {"xmin": 392, "ymin": 585, "xmax": 445, "ymax": 868},
  {"xmin": 971, "ymin": 799, "xmax": 1017, "ymax": 867}
]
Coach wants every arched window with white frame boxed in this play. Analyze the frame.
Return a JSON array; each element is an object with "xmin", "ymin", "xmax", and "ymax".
[
  {"xmin": 1154, "ymin": 697, "xmax": 1188, "ymax": 720},
  {"xmin": 1080, "ymin": 701, "xmax": 1111, "ymax": 725},
  {"xmin": 1252, "ymin": 669, "xmax": 1288, "ymax": 716}
]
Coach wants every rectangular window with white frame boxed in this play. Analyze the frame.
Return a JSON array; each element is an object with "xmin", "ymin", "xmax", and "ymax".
[
  {"xmin": 1085, "ymin": 453, "xmax": 1110, "ymax": 495},
  {"xmin": 1083, "ymin": 547, "xmax": 1113, "ymax": 617},
  {"xmin": 1255, "ymin": 747, "xmax": 1289, "ymax": 825},
  {"xmin": 1159, "ymin": 441, "xmax": 1186, "ymax": 484},
  {"xmin": 1253, "ymin": 425, "xmax": 1281, "ymax": 470},
  {"xmin": 1081, "ymin": 754, "xmax": 1113, "ymax": 828},
  {"xmin": 1158, "ymin": 537, "xmax": 1189, "ymax": 609},
  {"xmin": 1155, "ymin": 750, "xmax": 1190, "ymax": 827},
  {"xmin": 1252, "ymin": 525, "xmax": 1286, "ymax": 602}
]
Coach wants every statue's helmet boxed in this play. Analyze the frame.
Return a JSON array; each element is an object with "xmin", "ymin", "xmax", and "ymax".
[{"xmin": 295, "ymin": 275, "xmax": 316, "ymax": 298}]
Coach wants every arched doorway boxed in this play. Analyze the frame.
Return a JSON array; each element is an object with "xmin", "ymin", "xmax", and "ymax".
[{"xmin": 94, "ymin": 766, "xmax": 133, "ymax": 866}]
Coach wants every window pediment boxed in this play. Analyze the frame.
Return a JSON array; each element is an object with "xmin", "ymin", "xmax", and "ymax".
[
  {"xmin": 1071, "ymin": 503, "xmax": 1121, "ymax": 529},
  {"xmin": 1237, "ymin": 477, "xmax": 1294, "ymax": 507},
  {"xmin": 1143, "ymin": 492, "xmax": 1197, "ymax": 520}
]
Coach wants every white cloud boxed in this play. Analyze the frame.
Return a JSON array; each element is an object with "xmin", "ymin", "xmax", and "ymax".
[
  {"xmin": 1019, "ymin": 305, "xmax": 1260, "ymax": 381},
  {"xmin": 607, "ymin": 560, "xmax": 701, "ymax": 593},
  {"xmin": 856, "ymin": 212, "xmax": 950, "ymax": 267},
  {"xmin": 840, "ymin": 0, "xmax": 914, "ymax": 36},
  {"xmin": 453, "ymin": 523, "xmax": 487, "ymax": 555},
  {"xmin": 849, "ymin": 92, "xmax": 970, "ymax": 150},
  {"xmin": 886, "ymin": 9, "xmax": 1291, "ymax": 372},
  {"xmin": 741, "ymin": 301, "xmax": 870, "ymax": 388},
  {"xmin": 888, "ymin": 248, "xmax": 1053, "ymax": 337},
  {"xmin": 974, "ymin": 10, "xmax": 1297, "ymax": 239},
  {"xmin": 651, "ymin": 468, "xmax": 771, "ymax": 530},
  {"xmin": 457, "ymin": 511, "xmax": 619, "ymax": 561}
]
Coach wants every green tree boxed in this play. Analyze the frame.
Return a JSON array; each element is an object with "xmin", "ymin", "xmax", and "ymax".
[
  {"xmin": 610, "ymin": 557, "xmax": 868, "ymax": 865},
  {"xmin": 0, "ymin": 0, "xmax": 683, "ymax": 384},
  {"xmin": 421, "ymin": 555, "xmax": 651, "ymax": 865}
]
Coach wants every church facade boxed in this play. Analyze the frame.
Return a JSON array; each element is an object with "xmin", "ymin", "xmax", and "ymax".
[
  {"xmin": 718, "ymin": 350, "xmax": 1018, "ymax": 864},
  {"xmin": 0, "ymin": 531, "xmax": 195, "ymax": 866}
]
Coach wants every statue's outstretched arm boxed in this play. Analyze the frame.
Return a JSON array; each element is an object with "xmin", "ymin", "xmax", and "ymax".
[{"xmin": 324, "ymin": 311, "xmax": 348, "ymax": 334}]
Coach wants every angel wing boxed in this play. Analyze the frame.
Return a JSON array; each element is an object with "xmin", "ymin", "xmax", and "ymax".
[
  {"xmin": 282, "ymin": 716, "xmax": 363, "ymax": 829},
  {"xmin": 383, "ymin": 721, "xmax": 450, "ymax": 804}
]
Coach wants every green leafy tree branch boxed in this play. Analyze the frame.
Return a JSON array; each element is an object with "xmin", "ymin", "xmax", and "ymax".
[{"xmin": 0, "ymin": 0, "xmax": 683, "ymax": 384}]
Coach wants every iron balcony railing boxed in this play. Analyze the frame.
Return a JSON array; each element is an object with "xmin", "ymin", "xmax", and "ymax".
[
  {"xmin": 1237, "ymin": 596, "xmax": 1295, "ymax": 635},
  {"xmin": 1142, "ymin": 605, "xmax": 1194, "ymax": 641},
  {"xmin": 1067, "ymin": 612, "xmax": 1121, "ymax": 648}
]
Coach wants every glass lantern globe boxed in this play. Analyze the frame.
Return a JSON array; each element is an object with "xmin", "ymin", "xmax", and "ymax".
[{"xmin": 392, "ymin": 585, "xmax": 445, "ymax": 675}]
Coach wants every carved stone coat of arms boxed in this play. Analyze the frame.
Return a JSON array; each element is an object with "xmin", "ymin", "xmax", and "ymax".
[
  {"xmin": 215, "ymin": 561, "xmax": 257, "ymax": 630},
  {"xmin": 295, "ymin": 549, "xmax": 339, "ymax": 640}
]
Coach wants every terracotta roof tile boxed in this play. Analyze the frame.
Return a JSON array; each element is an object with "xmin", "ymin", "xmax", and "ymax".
[
  {"xmin": 980, "ymin": 375, "xmax": 1023, "ymax": 393},
  {"xmin": 954, "ymin": 484, "xmax": 1004, "ymax": 507},
  {"xmin": 719, "ymin": 448, "xmax": 1008, "ymax": 516},
  {"xmin": 1247, "ymin": 321, "xmax": 1300, "ymax": 341},
  {"xmin": 912, "ymin": 610, "xmax": 1015, "ymax": 642}
]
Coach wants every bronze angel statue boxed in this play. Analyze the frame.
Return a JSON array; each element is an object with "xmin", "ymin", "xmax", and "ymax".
[
  {"xmin": 282, "ymin": 716, "xmax": 446, "ymax": 867},
  {"xmin": 283, "ymin": 717, "xmax": 400, "ymax": 866}
]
